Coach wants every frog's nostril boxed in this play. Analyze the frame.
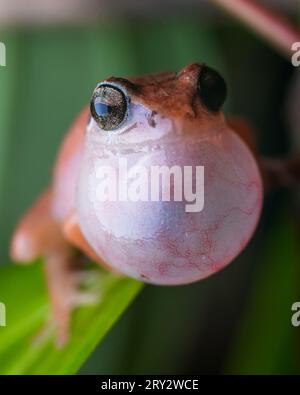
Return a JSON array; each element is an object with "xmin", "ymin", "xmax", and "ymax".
[{"xmin": 147, "ymin": 111, "xmax": 157, "ymax": 128}]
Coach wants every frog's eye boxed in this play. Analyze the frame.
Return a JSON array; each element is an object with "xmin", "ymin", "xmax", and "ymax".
[
  {"xmin": 90, "ymin": 84, "xmax": 128, "ymax": 131},
  {"xmin": 197, "ymin": 66, "xmax": 227, "ymax": 112}
]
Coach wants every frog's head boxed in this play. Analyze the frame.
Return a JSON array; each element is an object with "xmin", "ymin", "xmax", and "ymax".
[
  {"xmin": 77, "ymin": 63, "xmax": 262, "ymax": 285},
  {"xmin": 87, "ymin": 62, "xmax": 227, "ymax": 145}
]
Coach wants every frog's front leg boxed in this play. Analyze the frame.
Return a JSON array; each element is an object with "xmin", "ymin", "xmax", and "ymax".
[
  {"xmin": 228, "ymin": 116, "xmax": 300, "ymax": 191},
  {"xmin": 63, "ymin": 212, "xmax": 123, "ymax": 276},
  {"xmin": 10, "ymin": 188, "xmax": 94, "ymax": 346}
]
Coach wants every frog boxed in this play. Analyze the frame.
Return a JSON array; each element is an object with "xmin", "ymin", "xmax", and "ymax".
[{"xmin": 10, "ymin": 63, "xmax": 263, "ymax": 345}]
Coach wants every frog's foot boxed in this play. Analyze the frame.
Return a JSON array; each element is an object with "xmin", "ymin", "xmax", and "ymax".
[
  {"xmin": 10, "ymin": 188, "xmax": 101, "ymax": 346},
  {"xmin": 44, "ymin": 253, "xmax": 101, "ymax": 347},
  {"xmin": 32, "ymin": 266, "xmax": 100, "ymax": 348},
  {"xmin": 10, "ymin": 188, "xmax": 59, "ymax": 263}
]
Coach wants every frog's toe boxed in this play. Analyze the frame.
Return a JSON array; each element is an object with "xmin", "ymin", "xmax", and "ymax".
[
  {"xmin": 45, "ymin": 254, "xmax": 102, "ymax": 347},
  {"xmin": 73, "ymin": 268, "xmax": 102, "ymax": 289},
  {"xmin": 69, "ymin": 290, "xmax": 100, "ymax": 307}
]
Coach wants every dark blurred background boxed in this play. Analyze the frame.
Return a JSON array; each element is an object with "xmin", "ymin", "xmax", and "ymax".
[{"xmin": 0, "ymin": 0, "xmax": 299, "ymax": 374}]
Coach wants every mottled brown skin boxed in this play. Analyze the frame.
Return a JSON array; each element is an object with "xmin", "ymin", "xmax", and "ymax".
[
  {"xmin": 108, "ymin": 63, "xmax": 222, "ymax": 123},
  {"xmin": 10, "ymin": 63, "xmax": 259, "ymax": 346}
]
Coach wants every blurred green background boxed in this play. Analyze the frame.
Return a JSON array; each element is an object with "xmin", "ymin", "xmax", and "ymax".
[{"xmin": 0, "ymin": 0, "xmax": 299, "ymax": 374}]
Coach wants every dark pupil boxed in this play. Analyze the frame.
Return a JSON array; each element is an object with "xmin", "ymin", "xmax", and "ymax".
[
  {"xmin": 94, "ymin": 101, "xmax": 113, "ymax": 116},
  {"xmin": 91, "ymin": 85, "xmax": 127, "ymax": 131}
]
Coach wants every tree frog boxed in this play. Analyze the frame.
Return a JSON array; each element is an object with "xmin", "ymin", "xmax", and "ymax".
[{"xmin": 10, "ymin": 63, "xmax": 263, "ymax": 344}]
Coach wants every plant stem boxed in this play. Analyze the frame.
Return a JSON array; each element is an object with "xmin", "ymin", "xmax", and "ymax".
[{"xmin": 211, "ymin": 0, "xmax": 300, "ymax": 59}]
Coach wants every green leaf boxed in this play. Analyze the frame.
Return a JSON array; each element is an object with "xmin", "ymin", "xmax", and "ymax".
[{"xmin": 0, "ymin": 262, "xmax": 143, "ymax": 374}]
